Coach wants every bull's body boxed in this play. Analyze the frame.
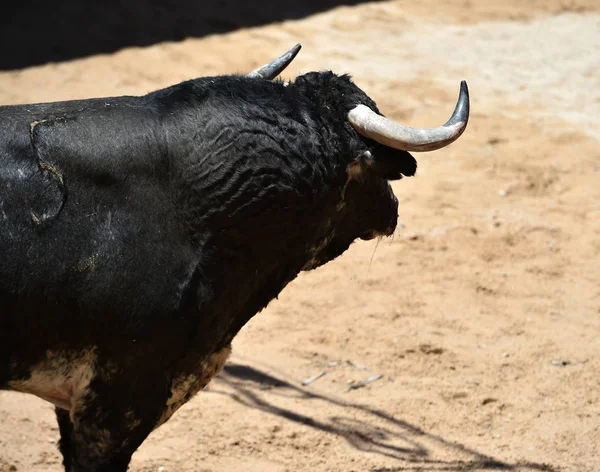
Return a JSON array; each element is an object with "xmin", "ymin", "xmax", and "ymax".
[
  {"xmin": 0, "ymin": 55, "xmax": 467, "ymax": 469},
  {"xmin": 1, "ymin": 77, "xmax": 316, "ymax": 375},
  {"xmin": 0, "ymin": 71, "xmax": 404, "ymax": 470}
]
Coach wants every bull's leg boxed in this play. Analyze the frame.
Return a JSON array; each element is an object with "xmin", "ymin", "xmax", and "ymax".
[
  {"xmin": 63, "ymin": 370, "xmax": 169, "ymax": 472},
  {"xmin": 56, "ymin": 407, "xmax": 75, "ymax": 471}
]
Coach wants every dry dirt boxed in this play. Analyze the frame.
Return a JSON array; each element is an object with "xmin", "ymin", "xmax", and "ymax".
[{"xmin": 1, "ymin": 1, "xmax": 599, "ymax": 471}]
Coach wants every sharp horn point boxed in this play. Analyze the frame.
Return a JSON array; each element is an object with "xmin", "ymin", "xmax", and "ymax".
[{"xmin": 247, "ymin": 43, "xmax": 302, "ymax": 80}]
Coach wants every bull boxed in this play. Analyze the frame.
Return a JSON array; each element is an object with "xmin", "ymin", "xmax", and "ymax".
[{"xmin": 0, "ymin": 44, "xmax": 469, "ymax": 471}]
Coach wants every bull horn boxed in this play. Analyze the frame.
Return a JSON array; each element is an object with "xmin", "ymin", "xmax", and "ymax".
[
  {"xmin": 347, "ymin": 80, "xmax": 470, "ymax": 152},
  {"xmin": 247, "ymin": 44, "xmax": 302, "ymax": 80}
]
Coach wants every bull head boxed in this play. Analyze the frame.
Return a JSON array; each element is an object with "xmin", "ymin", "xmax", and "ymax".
[{"xmin": 247, "ymin": 43, "xmax": 470, "ymax": 154}]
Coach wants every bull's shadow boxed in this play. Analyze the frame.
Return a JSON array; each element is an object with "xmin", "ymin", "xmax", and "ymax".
[
  {"xmin": 209, "ymin": 362, "xmax": 554, "ymax": 472},
  {"xmin": 2, "ymin": 0, "xmax": 378, "ymax": 70}
]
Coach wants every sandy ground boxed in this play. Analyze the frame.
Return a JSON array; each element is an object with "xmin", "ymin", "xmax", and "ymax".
[{"xmin": 1, "ymin": 1, "xmax": 599, "ymax": 471}]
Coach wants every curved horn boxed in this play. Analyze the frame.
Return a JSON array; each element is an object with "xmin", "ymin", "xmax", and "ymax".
[
  {"xmin": 247, "ymin": 44, "xmax": 302, "ymax": 80},
  {"xmin": 347, "ymin": 81, "xmax": 470, "ymax": 152}
]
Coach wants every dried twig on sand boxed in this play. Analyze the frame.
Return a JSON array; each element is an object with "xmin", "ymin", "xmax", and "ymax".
[
  {"xmin": 301, "ymin": 370, "xmax": 326, "ymax": 386},
  {"xmin": 346, "ymin": 374, "xmax": 383, "ymax": 391}
]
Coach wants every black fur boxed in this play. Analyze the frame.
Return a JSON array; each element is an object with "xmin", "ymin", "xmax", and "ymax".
[{"xmin": 0, "ymin": 71, "xmax": 416, "ymax": 471}]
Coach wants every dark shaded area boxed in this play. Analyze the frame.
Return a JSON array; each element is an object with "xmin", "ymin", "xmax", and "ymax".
[
  {"xmin": 214, "ymin": 363, "xmax": 556, "ymax": 472},
  {"xmin": 1, "ymin": 0, "xmax": 377, "ymax": 71}
]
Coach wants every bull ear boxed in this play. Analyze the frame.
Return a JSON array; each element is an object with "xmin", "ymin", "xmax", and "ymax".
[
  {"xmin": 346, "ymin": 146, "xmax": 417, "ymax": 182},
  {"xmin": 369, "ymin": 145, "xmax": 417, "ymax": 180}
]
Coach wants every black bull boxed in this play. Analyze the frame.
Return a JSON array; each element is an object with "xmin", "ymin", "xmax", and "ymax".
[{"xmin": 0, "ymin": 45, "xmax": 469, "ymax": 471}]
